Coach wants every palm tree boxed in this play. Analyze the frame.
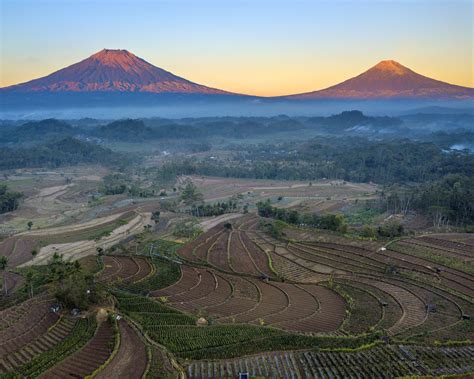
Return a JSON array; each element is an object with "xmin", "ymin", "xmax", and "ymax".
[
  {"xmin": 0, "ymin": 256, "xmax": 8, "ymax": 296},
  {"xmin": 73, "ymin": 260, "xmax": 82, "ymax": 274},
  {"xmin": 25, "ymin": 270, "xmax": 35, "ymax": 298}
]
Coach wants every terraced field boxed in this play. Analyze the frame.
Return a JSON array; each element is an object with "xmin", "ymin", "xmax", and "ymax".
[
  {"xmin": 95, "ymin": 319, "xmax": 147, "ymax": 379},
  {"xmin": 0, "ymin": 293, "xmax": 58, "ymax": 359},
  {"xmin": 0, "ymin": 316, "xmax": 76, "ymax": 372},
  {"xmin": 186, "ymin": 344, "xmax": 474, "ymax": 378},
  {"xmin": 40, "ymin": 320, "xmax": 116, "ymax": 378},
  {"xmin": 0, "ymin": 210, "xmax": 151, "ymax": 267},
  {"xmin": 151, "ymin": 265, "xmax": 346, "ymax": 333},
  {"xmin": 177, "ymin": 214, "xmax": 276, "ymax": 278},
  {"xmin": 0, "ymin": 213, "xmax": 472, "ymax": 377},
  {"xmin": 99, "ymin": 255, "xmax": 153, "ymax": 284},
  {"xmin": 171, "ymin": 215, "xmax": 473, "ymax": 344}
]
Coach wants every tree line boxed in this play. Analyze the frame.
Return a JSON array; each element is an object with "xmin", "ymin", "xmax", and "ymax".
[
  {"xmin": 256, "ymin": 200, "xmax": 348, "ymax": 233},
  {"xmin": 0, "ymin": 137, "xmax": 126, "ymax": 170},
  {"xmin": 0, "ymin": 184, "xmax": 23, "ymax": 214}
]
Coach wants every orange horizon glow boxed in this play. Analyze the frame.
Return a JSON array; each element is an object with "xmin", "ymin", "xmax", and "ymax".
[{"xmin": 1, "ymin": 1, "xmax": 472, "ymax": 97}]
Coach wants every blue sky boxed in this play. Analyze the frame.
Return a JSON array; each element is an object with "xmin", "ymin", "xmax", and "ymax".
[{"xmin": 1, "ymin": 0, "xmax": 472, "ymax": 95}]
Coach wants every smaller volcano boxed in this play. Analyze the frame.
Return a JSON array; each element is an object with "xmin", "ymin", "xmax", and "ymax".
[{"xmin": 288, "ymin": 60, "xmax": 474, "ymax": 99}]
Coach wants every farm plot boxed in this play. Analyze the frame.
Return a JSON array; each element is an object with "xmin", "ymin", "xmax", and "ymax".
[
  {"xmin": 291, "ymin": 242, "xmax": 386, "ymax": 274},
  {"xmin": 0, "ymin": 316, "xmax": 76, "ymax": 373},
  {"xmin": 96, "ymin": 319, "xmax": 147, "ymax": 379},
  {"xmin": 417, "ymin": 236, "xmax": 474, "ymax": 257},
  {"xmin": 150, "ymin": 265, "xmax": 346, "ymax": 334},
  {"xmin": 176, "ymin": 217, "xmax": 275, "ymax": 278},
  {"xmin": 334, "ymin": 279, "xmax": 403, "ymax": 333},
  {"xmin": 432, "ymin": 233, "xmax": 474, "ymax": 247},
  {"xmin": 385, "ymin": 243, "xmax": 474, "ymax": 298},
  {"xmin": 298, "ymin": 239, "xmax": 473, "ymax": 303},
  {"xmin": 40, "ymin": 320, "xmax": 116, "ymax": 379},
  {"xmin": 0, "ymin": 293, "xmax": 58, "ymax": 357},
  {"xmin": 180, "ymin": 176, "xmax": 377, "ymax": 206},
  {"xmin": 247, "ymin": 232, "xmax": 329, "ymax": 282},
  {"xmin": 117, "ymin": 254, "xmax": 180, "ymax": 295},
  {"xmin": 99, "ymin": 256, "xmax": 152, "ymax": 284},
  {"xmin": 400, "ymin": 236, "xmax": 473, "ymax": 259},
  {"xmin": 0, "ymin": 211, "xmax": 137, "ymax": 267},
  {"xmin": 1, "ymin": 314, "xmax": 97, "ymax": 377},
  {"xmin": 250, "ymin": 233, "xmax": 468, "ymax": 338},
  {"xmin": 19, "ymin": 212, "xmax": 152, "ymax": 267},
  {"xmin": 116, "ymin": 292, "xmax": 376, "ymax": 361},
  {"xmin": 331, "ymin": 282, "xmax": 384, "ymax": 334},
  {"xmin": 347, "ymin": 277, "xmax": 428, "ymax": 336},
  {"xmin": 185, "ymin": 344, "xmax": 474, "ymax": 379}
]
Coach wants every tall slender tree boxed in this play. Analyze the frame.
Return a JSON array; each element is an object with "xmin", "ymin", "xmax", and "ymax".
[{"xmin": 0, "ymin": 256, "xmax": 8, "ymax": 296}]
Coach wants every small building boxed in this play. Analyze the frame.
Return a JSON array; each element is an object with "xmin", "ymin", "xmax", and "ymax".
[{"xmin": 426, "ymin": 304, "xmax": 437, "ymax": 313}]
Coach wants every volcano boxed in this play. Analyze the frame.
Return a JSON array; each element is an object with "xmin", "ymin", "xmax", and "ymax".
[
  {"xmin": 287, "ymin": 60, "xmax": 474, "ymax": 100},
  {"xmin": 1, "ymin": 49, "xmax": 230, "ymax": 95}
]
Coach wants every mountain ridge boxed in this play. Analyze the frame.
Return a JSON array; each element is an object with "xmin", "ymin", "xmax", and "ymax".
[{"xmin": 1, "ymin": 50, "xmax": 473, "ymax": 100}]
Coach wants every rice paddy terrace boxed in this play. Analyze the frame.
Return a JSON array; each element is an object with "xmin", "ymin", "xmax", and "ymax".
[{"xmin": 0, "ymin": 213, "xmax": 472, "ymax": 378}]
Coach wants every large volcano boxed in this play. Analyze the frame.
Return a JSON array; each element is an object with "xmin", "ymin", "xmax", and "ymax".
[
  {"xmin": 287, "ymin": 60, "xmax": 474, "ymax": 100},
  {"xmin": 1, "ymin": 49, "xmax": 230, "ymax": 95}
]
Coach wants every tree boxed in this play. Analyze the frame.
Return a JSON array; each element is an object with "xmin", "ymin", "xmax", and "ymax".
[
  {"xmin": 0, "ymin": 256, "xmax": 8, "ymax": 296},
  {"xmin": 173, "ymin": 219, "xmax": 202, "ymax": 239},
  {"xmin": 361, "ymin": 225, "xmax": 377, "ymax": 239},
  {"xmin": 73, "ymin": 260, "xmax": 82, "ymax": 274},
  {"xmin": 47, "ymin": 253, "xmax": 103, "ymax": 310},
  {"xmin": 378, "ymin": 219, "xmax": 404, "ymax": 238},
  {"xmin": 31, "ymin": 249, "xmax": 38, "ymax": 260},
  {"xmin": 0, "ymin": 185, "xmax": 23, "ymax": 214},
  {"xmin": 152, "ymin": 211, "xmax": 161, "ymax": 223},
  {"xmin": 180, "ymin": 180, "xmax": 203, "ymax": 205},
  {"xmin": 27, "ymin": 221, "xmax": 34, "ymax": 230},
  {"xmin": 25, "ymin": 269, "xmax": 35, "ymax": 298}
]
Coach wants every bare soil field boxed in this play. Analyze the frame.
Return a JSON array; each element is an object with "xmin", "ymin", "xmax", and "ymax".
[
  {"xmin": 1, "ymin": 167, "xmax": 107, "ymax": 231},
  {"xmin": 179, "ymin": 176, "xmax": 378, "ymax": 207},
  {"xmin": 18, "ymin": 212, "xmax": 152, "ymax": 267}
]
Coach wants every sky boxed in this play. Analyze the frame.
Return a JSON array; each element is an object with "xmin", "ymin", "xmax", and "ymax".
[{"xmin": 0, "ymin": 0, "xmax": 472, "ymax": 96}]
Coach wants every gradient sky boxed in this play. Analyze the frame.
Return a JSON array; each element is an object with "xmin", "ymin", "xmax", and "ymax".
[{"xmin": 0, "ymin": 0, "xmax": 472, "ymax": 96}]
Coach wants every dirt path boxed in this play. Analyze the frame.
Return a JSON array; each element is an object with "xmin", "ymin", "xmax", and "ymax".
[{"xmin": 96, "ymin": 320, "xmax": 147, "ymax": 379}]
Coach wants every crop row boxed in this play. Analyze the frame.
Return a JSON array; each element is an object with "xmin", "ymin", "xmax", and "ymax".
[
  {"xmin": 115, "ymin": 292, "xmax": 379, "ymax": 361},
  {"xmin": 149, "ymin": 264, "xmax": 346, "ymax": 334},
  {"xmin": 3, "ymin": 317, "xmax": 96, "ymax": 378},
  {"xmin": 116, "ymin": 255, "xmax": 181, "ymax": 295},
  {"xmin": 186, "ymin": 344, "xmax": 474, "ymax": 378}
]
